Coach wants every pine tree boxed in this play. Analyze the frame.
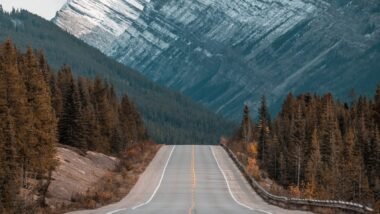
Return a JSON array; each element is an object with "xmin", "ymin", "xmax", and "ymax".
[
  {"xmin": 77, "ymin": 78, "xmax": 91, "ymax": 149},
  {"xmin": 258, "ymin": 96, "xmax": 270, "ymax": 165},
  {"xmin": 351, "ymin": 128, "xmax": 372, "ymax": 203},
  {"xmin": 374, "ymin": 86, "xmax": 380, "ymax": 126},
  {"xmin": 58, "ymin": 67, "xmax": 84, "ymax": 149},
  {"xmin": 289, "ymin": 104, "xmax": 306, "ymax": 187},
  {"xmin": 320, "ymin": 94, "xmax": 340, "ymax": 170},
  {"xmin": 0, "ymin": 44, "xmax": 20, "ymax": 210},
  {"xmin": 0, "ymin": 112, "xmax": 19, "ymax": 211},
  {"xmin": 339, "ymin": 127, "xmax": 356, "ymax": 199},
  {"xmin": 241, "ymin": 105, "xmax": 253, "ymax": 163},
  {"xmin": 107, "ymin": 85, "xmax": 122, "ymax": 152},
  {"xmin": 372, "ymin": 128, "xmax": 380, "ymax": 203},
  {"xmin": 133, "ymin": 103, "xmax": 147, "ymax": 141},
  {"xmin": 305, "ymin": 128, "xmax": 321, "ymax": 198},
  {"xmin": 110, "ymin": 127, "xmax": 123, "ymax": 154},
  {"xmin": 120, "ymin": 95, "xmax": 138, "ymax": 147},
  {"xmin": 266, "ymin": 133, "xmax": 280, "ymax": 180},
  {"xmin": 1, "ymin": 40, "xmax": 32, "ymax": 188},
  {"xmin": 36, "ymin": 51, "xmax": 51, "ymax": 84},
  {"xmin": 22, "ymin": 48, "xmax": 57, "ymax": 175},
  {"xmin": 93, "ymin": 78, "xmax": 112, "ymax": 153},
  {"xmin": 241, "ymin": 105, "xmax": 253, "ymax": 141}
]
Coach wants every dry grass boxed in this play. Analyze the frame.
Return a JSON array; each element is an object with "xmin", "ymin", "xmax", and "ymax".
[{"xmin": 52, "ymin": 141, "xmax": 161, "ymax": 213}]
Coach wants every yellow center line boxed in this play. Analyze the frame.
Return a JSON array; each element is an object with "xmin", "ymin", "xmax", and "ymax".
[{"xmin": 189, "ymin": 145, "xmax": 196, "ymax": 214}]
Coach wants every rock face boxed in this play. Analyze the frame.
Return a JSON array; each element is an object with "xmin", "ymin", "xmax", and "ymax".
[
  {"xmin": 47, "ymin": 146, "xmax": 118, "ymax": 205},
  {"xmin": 53, "ymin": 0, "xmax": 380, "ymax": 119}
]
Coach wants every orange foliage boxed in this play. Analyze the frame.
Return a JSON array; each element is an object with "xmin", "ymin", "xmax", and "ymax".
[
  {"xmin": 289, "ymin": 185, "xmax": 301, "ymax": 198},
  {"xmin": 304, "ymin": 182, "xmax": 317, "ymax": 199},
  {"xmin": 246, "ymin": 157, "xmax": 260, "ymax": 180},
  {"xmin": 247, "ymin": 143, "xmax": 258, "ymax": 157}
]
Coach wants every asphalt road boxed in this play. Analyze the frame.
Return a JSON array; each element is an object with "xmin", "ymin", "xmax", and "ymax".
[{"xmin": 69, "ymin": 145, "xmax": 310, "ymax": 214}]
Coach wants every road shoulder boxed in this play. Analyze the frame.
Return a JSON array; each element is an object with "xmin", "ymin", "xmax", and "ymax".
[
  {"xmin": 212, "ymin": 146, "xmax": 310, "ymax": 214},
  {"xmin": 67, "ymin": 145, "xmax": 174, "ymax": 214}
]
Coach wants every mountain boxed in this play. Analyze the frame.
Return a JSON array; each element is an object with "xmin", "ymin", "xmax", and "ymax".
[
  {"xmin": 0, "ymin": 9, "xmax": 235, "ymax": 145},
  {"xmin": 53, "ymin": 0, "xmax": 380, "ymax": 119}
]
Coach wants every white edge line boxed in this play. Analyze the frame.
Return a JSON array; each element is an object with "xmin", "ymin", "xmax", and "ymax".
[
  {"xmin": 210, "ymin": 146, "xmax": 272, "ymax": 214},
  {"xmin": 106, "ymin": 208, "xmax": 127, "ymax": 214},
  {"xmin": 132, "ymin": 145, "xmax": 176, "ymax": 210}
]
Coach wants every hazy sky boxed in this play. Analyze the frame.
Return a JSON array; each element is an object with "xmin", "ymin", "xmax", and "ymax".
[{"xmin": 1, "ymin": 0, "xmax": 67, "ymax": 20}]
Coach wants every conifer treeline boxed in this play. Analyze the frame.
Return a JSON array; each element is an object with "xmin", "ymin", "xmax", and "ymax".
[
  {"xmin": 230, "ymin": 90, "xmax": 380, "ymax": 208},
  {"xmin": 54, "ymin": 66, "xmax": 147, "ymax": 153},
  {"xmin": 0, "ymin": 40, "xmax": 147, "ymax": 212}
]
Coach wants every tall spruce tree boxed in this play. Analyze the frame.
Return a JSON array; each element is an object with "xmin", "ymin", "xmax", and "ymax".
[
  {"xmin": 93, "ymin": 78, "xmax": 112, "ymax": 153},
  {"xmin": 0, "ymin": 43, "xmax": 20, "ymax": 210},
  {"xmin": 2, "ymin": 40, "xmax": 32, "ymax": 187},
  {"xmin": 22, "ymin": 48, "xmax": 57, "ymax": 175},
  {"xmin": 258, "ymin": 96, "xmax": 270, "ymax": 164},
  {"xmin": 0, "ymin": 112, "xmax": 19, "ymax": 211},
  {"xmin": 305, "ymin": 128, "xmax": 321, "ymax": 198},
  {"xmin": 58, "ymin": 67, "xmax": 84, "ymax": 149},
  {"xmin": 289, "ymin": 104, "xmax": 306, "ymax": 187}
]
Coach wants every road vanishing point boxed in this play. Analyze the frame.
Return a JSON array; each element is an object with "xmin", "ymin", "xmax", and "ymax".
[{"xmin": 68, "ymin": 145, "xmax": 310, "ymax": 214}]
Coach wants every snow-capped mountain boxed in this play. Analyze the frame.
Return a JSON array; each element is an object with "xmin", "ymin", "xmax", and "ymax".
[{"xmin": 53, "ymin": 0, "xmax": 380, "ymax": 119}]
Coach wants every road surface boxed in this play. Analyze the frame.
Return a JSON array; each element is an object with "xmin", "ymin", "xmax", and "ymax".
[{"xmin": 68, "ymin": 145, "xmax": 310, "ymax": 214}]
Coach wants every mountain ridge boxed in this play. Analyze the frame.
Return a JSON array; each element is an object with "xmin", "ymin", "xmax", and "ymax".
[{"xmin": 54, "ymin": 0, "xmax": 380, "ymax": 119}]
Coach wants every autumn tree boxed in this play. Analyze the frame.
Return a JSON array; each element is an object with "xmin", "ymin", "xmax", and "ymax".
[
  {"xmin": 0, "ymin": 41, "xmax": 21, "ymax": 210},
  {"xmin": 305, "ymin": 128, "xmax": 321, "ymax": 198},
  {"xmin": 22, "ymin": 48, "xmax": 57, "ymax": 174},
  {"xmin": 0, "ymin": 39, "xmax": 148, "ymax": 211},
  {"xmin": 228, "ymin": 89, "xmax": 379, "ymax": 206}
]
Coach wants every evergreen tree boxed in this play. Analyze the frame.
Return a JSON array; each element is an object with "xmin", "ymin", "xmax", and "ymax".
[
  {"xmin": 289, "ymin": 104, "xmax": 306, "ymax": 187},
  {"xmin": 0, "ymin": 113, "xmax": 19, "ymax": 211},
  {"xmin": 229, "ymin": 105, "xmax": 253, "ymax": 160},
  {"xmin": 305, "ymin": 128, "xmax": 321, "ymax": 198},
  {"xmin": 120, "ymin": 95, "xmax": 137, "ymax": 147},
  {"xmin": 77, "ymin": 77, "xmax": 95, "ymax": 151},
  {"xmin": 258, "ymin": 96, "xmax": 270, "ymax": 164},
  {"xmin": 241, "ymin": 105, "xmax": 253, "ymax": 142},
  {"xmin": 58, "ymin": 68, "xmax": 84, "ymax": 149},
  {"xmin": 339, "ymin": 128, "xmax": 357, "ymax": 199},
  {"xmin": 0, "ymin": 45, "xmax": 20, "ymax": 210},
  {"xmin": 22, "ymin": 48, "xmax": 57, "ymax": 176},
  {"xmin": 371, "ymin": 128, "xmax": 380, "ymax": 203},
  {"xmin": 374, "ymin": 86, "xmax": 380, "ymax": 126},
  {"xmin": 352, "ymin": 128, "xmax": 372, "ymax": 203},
  {"xmin": 93, "ymin": 78, "xmax": 112, "ymax": 153},
  {"xmin": 266, "ymin": 133, "xmax": 280, "ymax": 180},
  {"xmin": 1, "ymin": 40, "xmax": 32, "ymax": 187}
]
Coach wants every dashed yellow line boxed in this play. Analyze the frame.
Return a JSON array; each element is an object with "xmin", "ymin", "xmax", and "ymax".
[{"xmin": 189, "ymin": 145, "xmax": 196, "ymax": 214}]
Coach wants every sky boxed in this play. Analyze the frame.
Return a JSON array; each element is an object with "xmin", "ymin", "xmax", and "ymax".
[{"xmin": 1, "ymin": 0, "xmax": 67, "ymax": 20}]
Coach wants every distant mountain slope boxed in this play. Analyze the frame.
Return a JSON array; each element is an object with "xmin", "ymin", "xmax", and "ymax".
[
  {"xmin": 53, "ymin": 0, "xmax": 380, "ymax": 119},
  {"xmin": 0, "ymin": 9, "xmax": 235, "ymax": 144}
]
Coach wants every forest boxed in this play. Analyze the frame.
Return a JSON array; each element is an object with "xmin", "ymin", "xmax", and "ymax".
[
  {"xmin": 0, "ymin": 8, "xmax": 235, "ymax": 145},
  {"xmin": 228, "ymin": 89, "xmax": 380, "ymax": 210},
  {"xmin": 0, "ymin": 39, "xmax": 147, "ymax": 212}
]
